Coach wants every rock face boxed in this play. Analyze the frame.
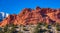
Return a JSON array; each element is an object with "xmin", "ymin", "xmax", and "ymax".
[{"xmin": 0, "ymin": 7, "xmax": 60, "ymax": 27}]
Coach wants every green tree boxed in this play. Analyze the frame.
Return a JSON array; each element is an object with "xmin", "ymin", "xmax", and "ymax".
[
  {"xmin": 56, "ymin": 23, "xmax": 60, "ymax": 31},
  {"xmin": 4, "ymin": 25, "xmax": 8, "ymax": 33},
  {"xmin": 0, "ymin": 27, "xmax": 4, "ymax": 33},
  {"xmin": 3, "ymin": 23, "xmax": 16, "ymax": 33},
  {"xmin": 34, "ymin": 23, "xmax": 41, "ymax": 33}
]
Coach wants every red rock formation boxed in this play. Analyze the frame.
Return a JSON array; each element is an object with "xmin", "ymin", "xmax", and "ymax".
[
  {"xmin": 0, "ymin": 7, "xmax": 60, "ymax": 27},
  {"xmin": 0, "ymin": 14, "xmax": 17, "ymax": 27}
]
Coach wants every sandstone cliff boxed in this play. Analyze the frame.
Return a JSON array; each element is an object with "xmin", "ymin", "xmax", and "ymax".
[{"xmin": 0, "ymin": 7, "xmax": 60, "ymax": 27}]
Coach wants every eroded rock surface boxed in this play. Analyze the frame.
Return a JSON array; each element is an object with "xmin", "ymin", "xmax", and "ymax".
[{"xmin": 0, "ymin": 7, "xmax": 60, "ymax": 27}]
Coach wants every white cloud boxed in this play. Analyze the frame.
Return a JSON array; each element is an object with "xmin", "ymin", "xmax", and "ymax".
[
  {"xmin": 0, "ymin": 12, "xmax": 9, "ymax": 18},
  {"xmin": 0, "ymin": 12, "xmax": 4, "ymax": 17},
  {"xmin": 6, "ymin": 13, "xmax": 9, "ymax": 17}
]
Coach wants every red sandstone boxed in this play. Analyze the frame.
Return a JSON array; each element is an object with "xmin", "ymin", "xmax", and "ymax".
[{"xmin": 0, "ymin": 7, "xmax": 60, "ymax": 27}]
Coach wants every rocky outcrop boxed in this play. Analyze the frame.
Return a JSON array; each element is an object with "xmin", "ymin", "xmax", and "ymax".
[
  {"xmin": 0, "ymin": 14, "xmax": 17, "ymax": 27},
  {"xmin": 0, "ymin": 7, "xmax": 60, "ymax": 27}
]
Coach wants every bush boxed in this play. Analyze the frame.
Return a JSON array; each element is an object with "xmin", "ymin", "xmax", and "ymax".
[{"xmin": 56, "ymin": 23, "xmax": 60, "ymax": 31}]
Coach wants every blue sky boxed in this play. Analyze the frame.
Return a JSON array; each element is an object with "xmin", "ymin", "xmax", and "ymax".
[{"xmin": 0, "ymin": 0, "xmax": 60, "ymax": 14}]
